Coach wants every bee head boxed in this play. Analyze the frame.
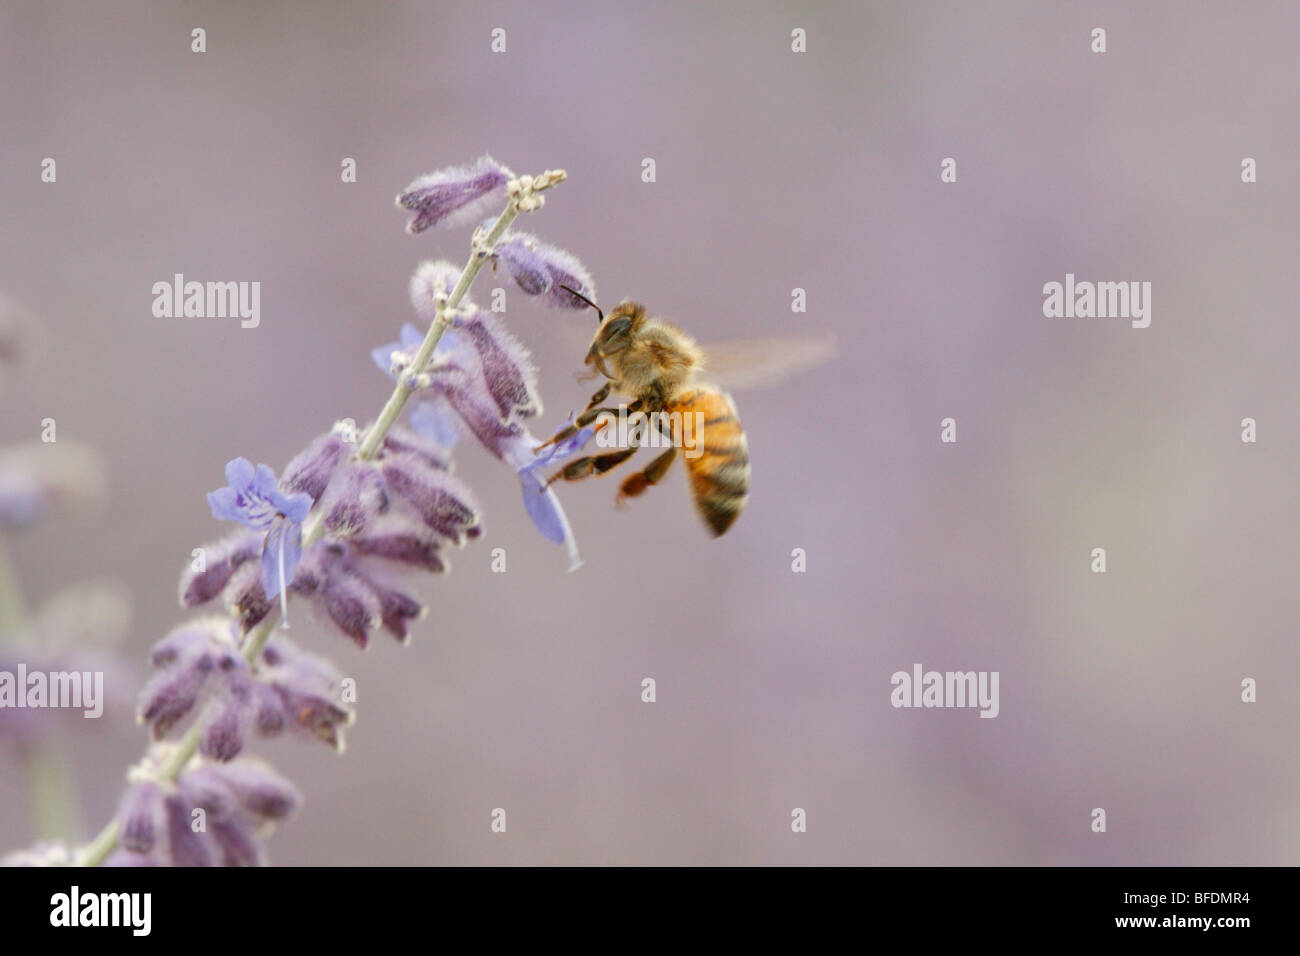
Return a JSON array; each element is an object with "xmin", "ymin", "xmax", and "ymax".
[{"xmin": 586, "ymin": 302, "xmax": 646, "ymax": 379}]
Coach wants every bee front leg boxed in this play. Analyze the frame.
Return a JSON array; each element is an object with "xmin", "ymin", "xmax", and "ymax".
[
  {"xmin": 535, "ymin": 395, "xmax": 646, "ymax": 455},
  {"xmin": 533, "ymin": 383, "xmax": 615, "ymax": 453},
  {"xmin": 544, "ymin": 447, "xmax": 639, "ymax": 487}
]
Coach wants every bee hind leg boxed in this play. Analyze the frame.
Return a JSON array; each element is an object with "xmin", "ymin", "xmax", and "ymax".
[{"xmin": 616, "ymin": 448, "xmax": 677, "ymax": 509}]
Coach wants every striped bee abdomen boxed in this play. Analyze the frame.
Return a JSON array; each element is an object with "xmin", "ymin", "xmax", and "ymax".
[{"xmin": 670, "ymin": 387, "xmax": 750, "ymax": 536}]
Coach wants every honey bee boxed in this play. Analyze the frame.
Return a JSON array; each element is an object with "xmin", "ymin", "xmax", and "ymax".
[{"xmin": 536, "ymin": 288, "xmax": 832, "ymax": 537}]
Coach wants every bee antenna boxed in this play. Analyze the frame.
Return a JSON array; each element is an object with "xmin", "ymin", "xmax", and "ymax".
[{"xmin": 559, "ymin": 284, "xmax": 603, "ymax": 322}]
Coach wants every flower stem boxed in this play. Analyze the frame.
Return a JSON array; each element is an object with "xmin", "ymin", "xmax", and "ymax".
[
  {"xmin": 2, "ymin": 535, "xmax": 85, "ymax": 844},
  {"xmin": 0, "ymin": 534, "xmax": 25, "ymax": 633},
  {"xmin": 26, "ymin": 744, "xmax": 81, "ymax": 842},
  {"xmin": 355, "ymin": 202, "xmax": 522, "ymax": 461},
  {"xmin": 74, "ymin": 169, "xmax": 565, "ymax": 867}
]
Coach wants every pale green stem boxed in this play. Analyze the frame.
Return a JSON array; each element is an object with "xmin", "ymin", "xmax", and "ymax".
[
  {"xmin": 4, "ymin": 534, "xmax": 84, "ymax": 842},
  {"xmin": 74, "ymin": 171, "xmax": 563, "ymax": 867},
  {"xmin": 26, "ymin": 745, "xmax": 80, "ymax": 841},
  {"xmin": 354, "ymin": 200, "xmax": 523, "ymax": 461},
  {"xmin": 0, "ymin": 533, "xmax": 24, "ymax": 633}
]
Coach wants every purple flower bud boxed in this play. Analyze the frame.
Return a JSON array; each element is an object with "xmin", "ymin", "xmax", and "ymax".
[
  {"xmin": 381, "ymin": 422, "xmax": 454, "ymax": 472},
  {"xmin": 249, "ymin": 681, "xmax": 287, "ymax": 736},
  {"xmin": 409, "ymin": 259, "xmax": 465, "ymax": 324},
  {"xmin": 138, "ymin": 656, "xmax": 214, "ymax": 739},
  {"xmin": 409, "ymin": 325, "xmax": 534, "ymax": 446},
  {"xmin": 118, "ymin": 780, "xmax": 167, "ymax": 854},
  {"xmin": 494, "ymin": 236, "xmax": 551, "ymax": 294},
  {"xmin": 176, "ymin": 765, "xmax": 239, "ymax": 822},
  {"xmin": 142, "ymin": 619, "xmax": 262, "ymax": 752},
  {"xmin": 127, "ymin": 757, "xmax": 303, "ymax": 866},
  {"xmin": 396, "ymin": 155, "xmax": 512, "ymax": 233},
  {"xmin": 279, "ymin": 687, "xmax": 350, "ymax": 749},
  {"xmin": 290, "ymin": 540, "xmax": 369, "ymax": 631},
  {"xmin": 292, "ymin": 543, "xmax": 377, "ymax": 645},
  {"xmin": 280, "ymin": 431, "xmax": 350, "ymax": 503},
  {"xmin": 109, "ymin": 757, "xmax": 297, "ymax": 866},
  {"xmin": 210, "ymin": 758, "xmax": 302, "ymax": 820},
  {"xmin": 380, "ymin": 453, "xmax": 482, "ymax": 545},
  {"xmin": 260, "ymin": 637, "xmax": 353, "ymax": 748},
  {"xmin": 213, "ymin": 641, "xmax": 244, "ymax": 675},
  {"xmin": 438, "ymin": 387, "xmax": 521, "ymax": 458},
  {"xmin": 199, "ymin": 698, "xmax": 245, "ymax": 761},
  {"xmin": 318, "ymin": 461, "xmax": 389, "ymax": 537},
  {"xmin": 322, "ymin": 570, "xmax": 382, "ymax": 647},
  {"xmin": 293, "ymin": 537, "xmax": 430, "ymax": 646},
  {"xmin": 165, "ymin": 794, "xmax": 217, "ymax": 866},
  {"xmin": 223, "ymin": 560, "xmax": 273, "ymax": 632},
  {"xmin": 288, "ymin": 539, "xmax": 338, "ymax": 597},
  {"xmin": 178, "ymin": 530, "xmax": 261, "ymax": 608},
  {"xmin": 460, "ymin": 311, "xmax": 542, "ymax": 421},
  {"xmin": 261, "ymin": 633, "xmax": 344, "ymax": 685},
  {"xmin": 373, "ymin": 321, "xmax": 525, "ymax": 446},
  {"xmin": 149, "ymin": 620, "xmax": 223, "ymax": 669},
  {"xmin": 492, "ymin": 231, "xmax": 596, "ymax": 310},
  {"xmin": 210, "ymin": 817, "xmax": 264, "ymax": 867},
  {"xmin": 352, "ymin": 523, "xmax": 446, "ymax": 573},
  {"xmin": 368, "ymin": 237, "xmax": 593, "ymax": 568},
  {"xmin": 347, "ymin": 565, "xmax": 425, "ymax": 642}
]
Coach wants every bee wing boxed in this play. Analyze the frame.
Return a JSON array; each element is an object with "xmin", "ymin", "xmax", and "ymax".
[{"xmin": 697, "ymin": 334, "xmax": 836, "ymax": 391}]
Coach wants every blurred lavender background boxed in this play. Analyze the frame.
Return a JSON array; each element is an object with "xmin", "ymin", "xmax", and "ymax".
[{"xmin": 1, "ymin": 0, "xmax": 1297, "ymax": 864}]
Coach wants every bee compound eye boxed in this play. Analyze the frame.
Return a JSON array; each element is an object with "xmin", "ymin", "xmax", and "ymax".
[{"xmin": 602, "ymin": 317, "xmax": 633, "ymax": 349}]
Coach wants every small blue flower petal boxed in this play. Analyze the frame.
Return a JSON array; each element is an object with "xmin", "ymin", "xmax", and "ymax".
[
  {"xmin": 225, "ymin": 458, "xmax": 255, "ymax": 490},
  {"xmin": 519, "ymin": 469, "xmax": 562, "ymax": 544},
  {"xmin": 501, "ymin": 428, "xmax": 591, "ymax": 570},
  {"xmin": 274, "ymin": 489, "xmax": 313, "ymax": 525},
  {"xmin": 206, "ymin": 486, "xmax": 244, "ymax": 524},
  {"xmin": 209, "ymin": 460, "xmax": 311, "ymax": 603},
  {"xmin": 518, "ymin": 470, "xmax": 581, "ymax": 571},
  {"xmin": 409, "ymin": 399, "xmax": 462, "ymax": 450},
  {"xmin": 371, "ymin": 342, "xmax": 401, "ymax": 377},
  {"xmin": 251, "ymin": 464, "xmax": 280, "ymax": 502},
  {"xmin": 519, "ymin": 422, "xmax": 597, "ymax": 475},
  {"xmin": 437, "ymin": 327, "xmax": 466, "ymax": 359},
  {"xmin": 259, "ymin": 519, "xmax": 303, "ymax": 600}
]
